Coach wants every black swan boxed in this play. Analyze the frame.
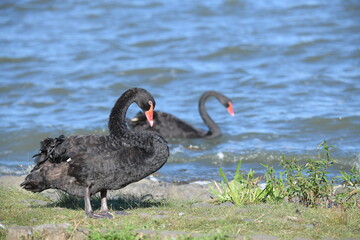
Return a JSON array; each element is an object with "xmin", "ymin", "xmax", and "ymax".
[
  {"xmin": 128, "ymin": 91, "xmax": 234, "ymax": 138},
  {"xmin": 21, "ymin": 88, "xmax": 169, "ymax": 218}
]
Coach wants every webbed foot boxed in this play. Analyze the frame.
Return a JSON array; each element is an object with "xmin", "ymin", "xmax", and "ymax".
[
  {"xmin": 96, "ymin": 211, "xmax": 113, "ymax": 219},
  {"xmin": 86, "ymin": 211, "xmax": 113, "ymax": 219}
]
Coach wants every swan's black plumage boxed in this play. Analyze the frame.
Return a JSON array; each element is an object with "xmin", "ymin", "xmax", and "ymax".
[
  {"xmin": 128, "ymin": 91, "xmax": 234, "ymax": 139},
  {"xmin": 21, "ymin": 88, "xmax": 169, "ymax": 218}
]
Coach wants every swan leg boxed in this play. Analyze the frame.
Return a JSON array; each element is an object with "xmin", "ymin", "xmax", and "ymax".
[
  {"xmin": 98, "ymin": 190, "xmax": 127, "ymax": 217},
  {"xmin": 84, "ymin": 186, "xmax": 94, "ymax": 218},
  {"xmin": 84, "ymin": 188, "xmax": 113, "ymax": 219},
  {"xmin": 97, "ymin": 189, "xmax": 113, "ymax": 219},
  {"xmin": 100, "ymin": 189, "xmax": 109, "ymax": 212}
]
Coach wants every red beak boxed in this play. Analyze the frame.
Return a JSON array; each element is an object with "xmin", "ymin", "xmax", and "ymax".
[
  {"xmin": 227, "ymin": 101, "xmax": 235, "ymax": 117},
  {"xmin": 145, "ymin": 103, "xmax": 154, "ymax": 127}
]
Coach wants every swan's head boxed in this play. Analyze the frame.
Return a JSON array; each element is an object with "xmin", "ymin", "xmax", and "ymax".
[
  {"xmin": 218, "ymin": 95, "xmax": 234, "ymax": 117},
  {"xmin": 136, "ymin": 89, "xmax": 156, "ymax": 127},
  {"xmin": 201, "ymin": 91, "xmax": 235, "ymax": 117},
  {"xmin": 226, "ymin": 101, "xmax": 235, "ymax": 117}
]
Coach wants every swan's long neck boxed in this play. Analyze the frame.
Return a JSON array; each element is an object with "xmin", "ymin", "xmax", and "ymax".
[
  {"xmin": 198, "ymin": 91, "xmax": 221, "ymax": 138},
  {"xmin": 108, "ymin": 89, "xmax": 165, "ymax": 153},
  {"xmin": 108, "ymin": 89, "xmax": 135, "ymax": 137}
]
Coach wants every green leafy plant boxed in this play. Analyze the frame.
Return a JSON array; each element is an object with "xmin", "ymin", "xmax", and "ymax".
[
  {"xmin": 261, "ymin": 164, "xmax": 287, "ymax": 202},
  {"xmin": 336, "ymin": 166, "xmax": 360, "ymax": 209},
  {"xmin": 211, "ymin": 140, "xmax": 359, "ymax": 209},
  {"xmin": 276, "ymin": 140, "xmax": 335, "ymax": 207},
  {"xmin": 338, "ymin": 166, "xmax": 360, "ymax": 188},
  {"xmin": 211, "ymin": 162, "xmax": 264, "ymax": 205}
]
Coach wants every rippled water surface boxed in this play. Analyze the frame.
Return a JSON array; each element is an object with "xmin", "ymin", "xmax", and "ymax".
[{"xmin": 1, "ymin": 0, "xmax": 360, "ymax": 181}]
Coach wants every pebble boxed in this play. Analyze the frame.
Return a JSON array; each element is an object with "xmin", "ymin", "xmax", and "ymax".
[
  {"xmin": 191, "ymin": 202, "xmax": 214, "ymax": 208},
  {"xmin": 219, "ymin": 202, "xmax": 235, "ymax": 207}
]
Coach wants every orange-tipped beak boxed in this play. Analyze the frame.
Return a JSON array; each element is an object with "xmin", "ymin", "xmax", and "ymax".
[
  {"xmin": 145, "ymin": 103, "xmax": 154, "ymax": 127},
  {"xmin": 227, "ymin": 101, "xmax": 235, "ymax": 117}
]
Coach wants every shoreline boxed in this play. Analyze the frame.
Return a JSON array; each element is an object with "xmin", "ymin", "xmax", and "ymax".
[
  {"xmin": 0, "ymin": 175, "xmax": 215, "ymax": 202},
  {"xmin": 0, "ymin": 175, "xmax": 221, "ymax": 240},
  {"xmin": 1, "ymin": 175, "xmax": 359, "ymax": 240}
]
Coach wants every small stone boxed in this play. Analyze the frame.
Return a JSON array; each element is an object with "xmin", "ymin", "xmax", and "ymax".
[
  {"xmin": 191, "ymin": 202, "xmax": 214, "ymax": 208},
  {"xmin": 219, "ymin": 202, "xmax": 234, "ymax": 207},
  {"xmin": 114, "ymin": 211, "xmax": 130, "ymax": 215},
  {"xmin": 32, "ymin": 223, "xmax": 71, "ymax": 232},
  {"xmin": 243, "ymin": 218, "xmax": 254, "ymax": 222},
  {"xmin": 76, "ymin": 227, "xmax": 90, "ymax": 234},
  {"xmin": 251, "ymin": 234, "xmax": 279, "ymax": 240},
  {"xmin": 6, "ymin": 226, "xmax": 32, "ymax": 240},
  {"xmin": 72, "ymin": 230, "xmax": 87, "ymax": 240},
  {"xmin": 32, "ymin": 223, "xmax": 72, "ymax": 240},
  {"xmin": 305, "ymin": 223, "xmax": 315, "ymax": 229},
  {"xmin": 159, "ymin": 230, "xmax": 193, "ymax": 239}
]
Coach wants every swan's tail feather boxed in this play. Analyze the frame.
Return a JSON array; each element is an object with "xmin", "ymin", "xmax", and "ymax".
[{"xmin": 33, "ymin": 135, "xmax": 67, "ymax": 165}]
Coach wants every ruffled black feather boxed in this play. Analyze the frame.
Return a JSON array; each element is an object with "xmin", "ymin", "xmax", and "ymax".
[{"xmin": 32, "ymin": 135, "xmax": 68, "ymax": 164}]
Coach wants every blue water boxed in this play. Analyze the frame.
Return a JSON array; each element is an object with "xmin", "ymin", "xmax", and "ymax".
[{"xmin": 1, "ymin": 0, "xmax": 360, "ymax": 182}]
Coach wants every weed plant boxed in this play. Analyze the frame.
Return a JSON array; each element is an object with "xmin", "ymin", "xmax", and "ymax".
[
  {"xmin": 335, "ymin": 166, "xmax": 360, "ymax": 209},
  {"xmin": 211, "ymin": 162, "xmax": 264, "ymax": 205},
  {"xmin": 212, "ymin": 141, "xmax": 359, "ymax": 209}
]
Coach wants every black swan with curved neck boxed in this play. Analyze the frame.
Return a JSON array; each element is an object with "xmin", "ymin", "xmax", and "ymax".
[
  {"xmin": 128, "ymin": 91, "xmax": 234, "ymax": 139},
  {"xmin": 21, "ymin": 88, "xmax": 169, "ymax": 218}
]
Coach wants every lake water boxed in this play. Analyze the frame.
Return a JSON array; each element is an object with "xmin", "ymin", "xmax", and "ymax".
[{"xmin": 1, "ymin": 0, "xmax": 359, "ymax": 182}]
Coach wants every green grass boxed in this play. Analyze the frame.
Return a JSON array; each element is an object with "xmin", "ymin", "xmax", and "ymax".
[
  {"xmin": 0, "ymin": 186, "xmax": 359, "ymax": 239},
  {"xmin": 1, "ymin": 141, "xmax": 359, "ymax": 239},
  {"xmin": 0, "ymin": 186, "xmax": 83, "ymax": 226}
]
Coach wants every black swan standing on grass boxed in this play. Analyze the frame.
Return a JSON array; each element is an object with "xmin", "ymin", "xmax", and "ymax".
[
  {"xmin": 128, "ymin": 91, "xmax": 235, "ymax": 139},
  {"xmin": 21, "ymin": 88, "xmax": 169, "ymax": 219}
]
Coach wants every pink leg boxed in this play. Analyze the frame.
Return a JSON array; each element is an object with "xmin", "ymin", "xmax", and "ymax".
[
  {"xmin": 84, "ymin": 187, "xmax": 94, "ymax": 218},
  {"xmin": 100, "ymin": 189, "xmax": 109, "ymax": 213},
  {"xmin": 96, "ymin": 189, "xmax": 113, "ymax": 219},
  {"xmin": 84, "ymin": 188, "xmax": 112, "ymax": 219}
]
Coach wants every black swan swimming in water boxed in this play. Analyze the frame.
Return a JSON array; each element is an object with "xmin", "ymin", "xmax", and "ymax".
[
  {"xmin": 21, "ymin": 88, "xmax": 169, "ymax": 218},
  {"xmin": 128, "ymin": 91, "xmax": 234, "ymax": 139}
]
